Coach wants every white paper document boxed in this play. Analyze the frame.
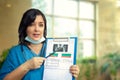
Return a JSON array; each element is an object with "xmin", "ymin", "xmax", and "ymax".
[{"xmin": 43, "ymin": 37, "xmax": 77, "ymax": 80}]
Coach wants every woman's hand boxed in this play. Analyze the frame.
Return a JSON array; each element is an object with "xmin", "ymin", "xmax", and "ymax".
[
  {"xmin": 24, "ymin": 57, "xmax": 45, "ymax": 70},
  {"xmin": 70, "ymin": 65, "xmax": 80, "ymax": 79}
]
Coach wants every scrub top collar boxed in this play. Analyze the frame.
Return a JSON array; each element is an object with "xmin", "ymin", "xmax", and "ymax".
[{"xmin": 20, "ymin": 42, "xmax": 46, "ymax": 61}]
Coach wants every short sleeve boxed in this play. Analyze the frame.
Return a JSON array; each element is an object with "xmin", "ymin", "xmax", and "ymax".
[{"xmin": 0, "ymin": 47, "xmax": 18, "ymax": 80}]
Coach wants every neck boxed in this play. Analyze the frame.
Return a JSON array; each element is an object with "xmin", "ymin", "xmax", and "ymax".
[
  {"xmin": 28, "ymin": 43, "xmax": 43, "ymax": 54},
  {"xmin": 29, "ymin": 43, "xmax": 42, "ymax": 47}
]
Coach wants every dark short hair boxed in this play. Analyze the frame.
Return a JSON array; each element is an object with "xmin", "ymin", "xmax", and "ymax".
[{"xmin": 18, "ymin": 8, "xmax": 47, "ymax": 44}]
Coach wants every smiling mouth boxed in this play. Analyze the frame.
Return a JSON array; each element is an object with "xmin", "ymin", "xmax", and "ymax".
[{"xmin": 33, "ymin": 34, "xmax": 40, "ymax": 37}]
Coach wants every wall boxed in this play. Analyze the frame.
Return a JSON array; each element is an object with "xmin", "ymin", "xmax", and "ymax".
[
  {"xmin": 97, "ymin": 0, "xmax": 119, "ymax": 58},
  {"xmin": 115, "ymin": 6, "xmax": 120, "ymax": 50},
  {"xmin": 0, "ymin": 0, "xmax": 31, "ymax": 54}
]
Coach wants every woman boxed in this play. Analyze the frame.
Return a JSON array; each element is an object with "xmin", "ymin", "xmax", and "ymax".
[{"xmin": 0, "ymin": 8, "xmax": 79, "ymax": 80}]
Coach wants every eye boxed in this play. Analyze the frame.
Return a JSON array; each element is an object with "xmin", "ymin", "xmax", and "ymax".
[
  {"xmin": 29, "ymin": 23, "xmax": 35, "ymax": 26},
  {"xmin": 39, "ymin": 23, "xmax": 44, "ymax": 27}
]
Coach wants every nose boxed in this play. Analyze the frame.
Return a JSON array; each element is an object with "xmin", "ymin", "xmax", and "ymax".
[{"xmin": 34, "ymin": 24, "xmax": 39, "ymax": 31}]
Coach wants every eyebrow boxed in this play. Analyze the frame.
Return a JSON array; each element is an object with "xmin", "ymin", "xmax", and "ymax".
[{"xmin": 39, "ymin": 22, "xmax": 44, "ymax": 23}]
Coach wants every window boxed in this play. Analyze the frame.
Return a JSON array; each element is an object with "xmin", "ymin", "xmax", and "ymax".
[
  {"xmin": 32, "ymin": 0, "xmax": 97, "ymax": 62},
  {"xmin": 116, "ymin": 0, "xmax": 120, "ymax": 7}
]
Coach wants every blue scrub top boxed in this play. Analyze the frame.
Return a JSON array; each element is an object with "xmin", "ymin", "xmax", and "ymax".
[{"xmin": 0, "ymin": 42, "xmax": 46, "ymax": 80}]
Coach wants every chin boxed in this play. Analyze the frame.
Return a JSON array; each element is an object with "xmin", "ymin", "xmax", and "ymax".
[
  {"xmin": 32, "ymin": 38, "xmax": 39, "ymax": 41},
  {"xmin": 32, "ymin": 36, "xmax": 42, "ymax": 40}
]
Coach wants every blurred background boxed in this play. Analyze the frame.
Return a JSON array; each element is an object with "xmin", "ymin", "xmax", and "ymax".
[{"xmin": 1, "ymin": 0, "xmax": 120, "ymax": 80}]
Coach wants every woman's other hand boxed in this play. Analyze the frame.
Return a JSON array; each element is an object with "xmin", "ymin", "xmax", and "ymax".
[{"xmin": 70, "ymin": 65, "xmax": 80, "ymax": 79}]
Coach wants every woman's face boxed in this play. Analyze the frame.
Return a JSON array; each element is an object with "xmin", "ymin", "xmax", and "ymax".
[{"xmin": 26, "ymin": 15, "xmax": 45, "ymax": 41}]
